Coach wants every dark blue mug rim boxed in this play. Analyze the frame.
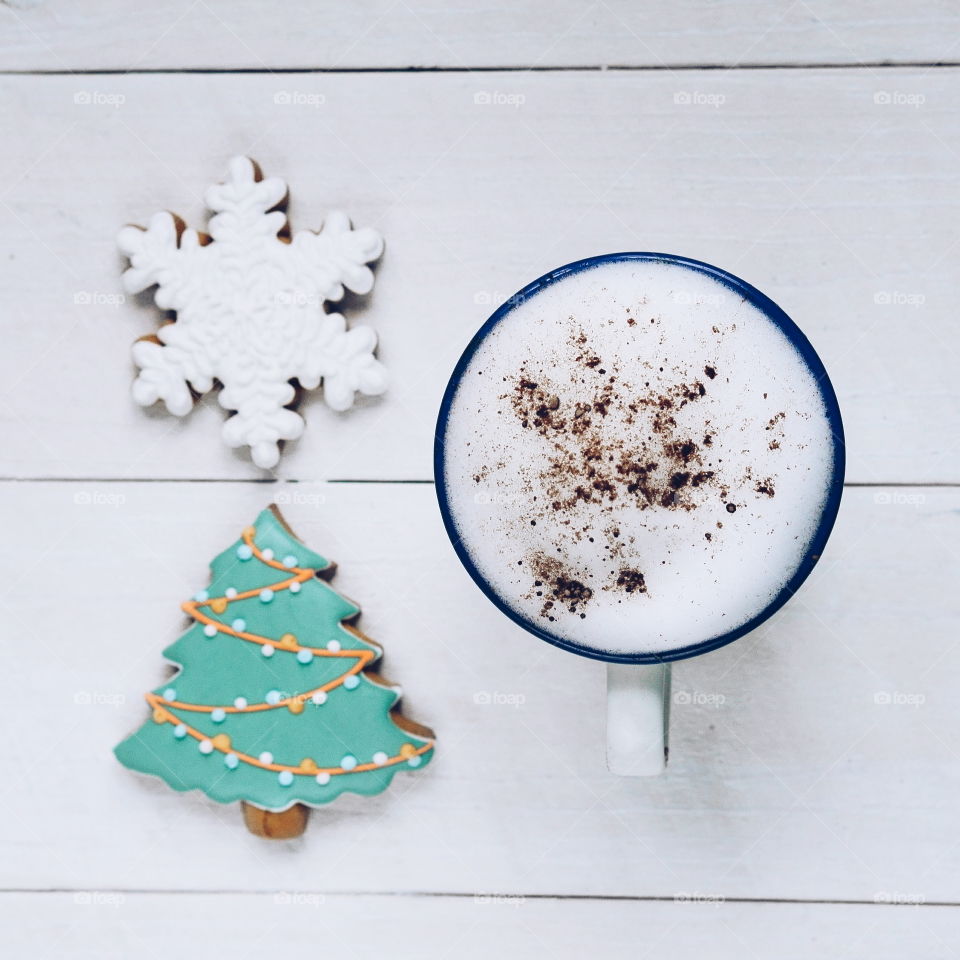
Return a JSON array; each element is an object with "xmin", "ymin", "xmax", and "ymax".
[{"xmin": 434, "ymin": 252, "xmax": 846, "ymax": 665}]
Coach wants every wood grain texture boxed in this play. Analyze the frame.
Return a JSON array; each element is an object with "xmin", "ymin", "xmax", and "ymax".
[
  {"xmin": 1, "ymin": 70, "xmax": 958, "ymax": 482},
  {"xmin": 2, "ymin": 482, "xmax": 957, "ymax": 901},
  {"xmin": 0, "ymin": 892, "xmax": 953, "ymax": 959},
  {"xmin": 0, "ymin": 1, "xmax": 958, "ymax": 70}
]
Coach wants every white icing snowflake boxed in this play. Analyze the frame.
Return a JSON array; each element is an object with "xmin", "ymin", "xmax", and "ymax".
[{"xmin": 118, "ymin": 156, "xmax": 386, "ymax": 469}]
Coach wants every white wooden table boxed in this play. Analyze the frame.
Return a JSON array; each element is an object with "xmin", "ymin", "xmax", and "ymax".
[{"xmin": 1, "ymin": 3, "xmax": 958, "ymax": 956}]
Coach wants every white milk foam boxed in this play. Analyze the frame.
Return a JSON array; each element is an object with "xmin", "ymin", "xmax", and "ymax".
[{"xmin": 442, "ymin": 258, "xmax": 837, "ymax": 656}]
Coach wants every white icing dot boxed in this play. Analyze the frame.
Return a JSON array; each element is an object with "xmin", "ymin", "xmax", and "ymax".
[
  {"xmin": 199, "ymin": 739, "xmax": 214, "ymax": 755},
  {"xmin": 407, "ymin": 755, "xmax": 422, "ymax": 768},
  {"xmin": 315, "ymin": 772, "xmax": 331, "ymax": 786},
  {"xmin": 233, "ymin": 697, "xmax": 248, "ymax": 710},
  {"xmin": 289, "ymin": 581, "xmax": 302, "ymax": 594},
  {"xmin": 211, "ymin": 708, "xmax": 226, "ymax": 723},
  {"xmin": 231, "ymin": 618, "xmax": 247, "ymax": 632},
  {"xmin": 261, "ymin": 644, "xmax": 276, "ymax": 658},
  {"xmin": 343, "ymin": 675, "xmax": 360, "ymax": 690},
  {"xmin": 261, "ymin": 548, "xmax": 275, "ymax": 561},
  {"xmin": 225, "ymin": 753, "xmax": 239, "ymax": 769},
  {"xmin": 194, "ymin": 590, "xmax": 209, "ymax": 602},
  {"xmin": 265, "ymin": 690, "xmax": 281, "ymax": 705},
  {"xmin": 373, "ymin": 751, "xmax": 388, "ymax": 766},
  {"xmin": 297, "ymin": 649, "xmax": 314, "ymax": 665},
  {"xmin": 163, "ymin": 688, "xmax": 177, "ymax": 702},
  {"xmin": 225, "ymin": 587, "xmax": 238, "ymax": 599},
  {"xmin": 341, "ymin": 755, "xmax": 357, "ymax": 771},
  {"xmin": 237, "ymin": 544, "xmax": 253, "ymax": 561},
  {"xmin": 259, "ymin": 588, "xmax": 274, "ymax": 604},
  {"xmin": 278, "ymin": 770, "xmax": 294, "ymax": 787},
  {"xmin": 311, "ymin": 691, "xmax": 328, "ymax": 706},
  {"xmin": 259, "ymin": 751, "xmax": 274, "ymax": 765},
  {"xmin": 173, "ymin": 724, "xmax": 187, "ymax": 739},
  {"xmin": 203, "ymin": 624, "xmax": 217, "ymax": 638},
  {"xmin": 283, "ymin": 555, "xmax": 298, "ymax": 568},
  {"xmin": 326, "ymin": 640, "xmax": 341, "ymax": 652}
]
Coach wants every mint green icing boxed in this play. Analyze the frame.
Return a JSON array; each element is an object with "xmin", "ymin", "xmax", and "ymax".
[{"xmin": 115, "ymin": 508, "xmax": 434, "ymax": 812}]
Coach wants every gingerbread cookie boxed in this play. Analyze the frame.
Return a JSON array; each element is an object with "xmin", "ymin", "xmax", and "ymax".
[
  {"xmin": 115, "ymin": 506, "xmax": 435, "ymax": 837},
  {"xmin": 118, "ymin": 157, "xmax": 386, "ymax": 469}
]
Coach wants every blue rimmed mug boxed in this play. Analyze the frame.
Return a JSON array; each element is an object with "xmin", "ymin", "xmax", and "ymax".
[{"xmin": 435, "ymin": 253, "xmax": 844, "ymax": 774}]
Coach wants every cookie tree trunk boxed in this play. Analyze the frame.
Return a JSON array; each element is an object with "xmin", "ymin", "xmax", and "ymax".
[{"xmin": 242, "ymin": 801, "xmax": 310, "ymax": 839}]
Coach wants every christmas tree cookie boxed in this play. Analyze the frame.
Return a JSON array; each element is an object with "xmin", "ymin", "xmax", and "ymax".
[{"xmin": 115, "ymin": 506, "xmax": 435, "ymax": 838}]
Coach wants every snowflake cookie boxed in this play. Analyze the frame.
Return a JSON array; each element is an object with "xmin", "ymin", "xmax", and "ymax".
[{"xmin": 118, "ymin": 156, "xmax": 386, "ymax": 469}]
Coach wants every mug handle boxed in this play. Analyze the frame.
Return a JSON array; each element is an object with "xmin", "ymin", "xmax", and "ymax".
[{"xmin": 606, "ymin": 662, "xmax": 671, "ymax": 775}]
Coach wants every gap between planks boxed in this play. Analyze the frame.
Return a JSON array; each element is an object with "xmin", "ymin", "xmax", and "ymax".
[
  {"xmin": 3, "ymin": 61, "xmax": 960, "ymax": 77},
  {"xmin": 0, "ymin": 889, "xmax": 957, "ymax": 907}
]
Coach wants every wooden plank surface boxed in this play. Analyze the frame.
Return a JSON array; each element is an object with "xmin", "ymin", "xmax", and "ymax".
[
  {"xmin": 1, "ymin": 1, "xmax": 959, "ymax": 71},
  {"xmin": 1, "ymin": 70, "xmax": 958, "ymax": 482},
  {"xmin": 0, "ymin": 893, "xmax": 953, "ymax": 959},
  {"xmin": 2, "ymin": 481, "xmax": 957, "ymax": 901}
]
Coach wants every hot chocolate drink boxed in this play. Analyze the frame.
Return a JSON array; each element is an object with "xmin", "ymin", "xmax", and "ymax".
[{"xmin": 436, "ymin": 254, "xmax": 842, "ymax": 659}]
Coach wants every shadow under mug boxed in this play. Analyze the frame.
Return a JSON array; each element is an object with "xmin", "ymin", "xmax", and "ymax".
[{"xmin": 435, "ymin": 253, "xmax": 845, "ymax": 775}]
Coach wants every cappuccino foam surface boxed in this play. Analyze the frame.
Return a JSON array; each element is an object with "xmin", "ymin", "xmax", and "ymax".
[{"xmin": 441, "ymin": 258, "xmax": 838, "ymax": 657}]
